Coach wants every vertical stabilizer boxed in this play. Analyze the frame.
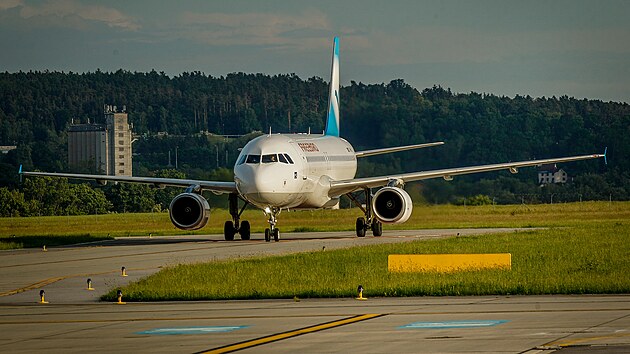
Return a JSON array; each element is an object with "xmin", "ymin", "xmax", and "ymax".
[{"xmin": 324, "ymin": 37, "xmax": 340, "ymax": 136}]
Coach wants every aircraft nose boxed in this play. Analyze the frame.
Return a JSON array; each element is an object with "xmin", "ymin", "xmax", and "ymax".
[
  {"xmin": 251, "ymin": 166, "xmax": 282, "ymax": 192},
  {"xmin": 235, "ymin": 164, "xmax": 290, "ymax": 205}
]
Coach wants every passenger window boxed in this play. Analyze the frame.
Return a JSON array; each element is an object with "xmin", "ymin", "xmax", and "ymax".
[
  {"xmin": 262, "ymin": 154, "xmax": 278, "ymax": 163},
  {"xmin": 246, "ymin": 155, "xmax": 260, "ymax": 164},
  {"xmin": 284, "ymin": 154, "xmax": 294, "ymax": 164},
  {"xmin": 278, "ymin": 154, "xmax": 288, "ymax": 164}
]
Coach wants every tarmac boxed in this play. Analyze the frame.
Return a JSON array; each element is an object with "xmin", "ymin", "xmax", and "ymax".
[{"xmin": 0, "ymin": 229, "xmax": 628, "ymax": 353}]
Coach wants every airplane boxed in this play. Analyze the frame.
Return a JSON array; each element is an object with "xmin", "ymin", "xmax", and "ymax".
[{"xmin": 19, "ymin": 37, "xmax": 606, "ymax": 242}]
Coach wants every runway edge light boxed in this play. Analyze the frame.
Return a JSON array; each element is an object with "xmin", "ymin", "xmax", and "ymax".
[
  {"xmin": 87, "ymin": 278, "xmax": 94, "ymax": 291},
  {"xmin": 39, "ymin": 290, "xmax": 48, "ymax": 304},
  {"xmin": 356, "ymin": 285, "xmax": 367, "ymax": 301},
  {"xmin": 121, "ymin": 266, "xmax": 128, "ymax": 277},
  {"xmin": 116, "ymin": 290, "xmax": 126, "ymax": 305}
]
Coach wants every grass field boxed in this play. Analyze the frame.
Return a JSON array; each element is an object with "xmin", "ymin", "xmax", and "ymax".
[
  {"xmin": 94, "ymin": 201, "xmax": 630, "ymax": 301},
  {"xmin": 2, "ymin": 201, "xmax": 628, "ymax": 250}
]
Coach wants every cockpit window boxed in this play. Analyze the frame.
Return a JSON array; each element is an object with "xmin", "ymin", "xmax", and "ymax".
[
  {"xmin": 278, "ymin": 154, "xmax": 288, "ymax": 164},
  {"xmin": 246, "ymin": 154, "xmax": 260, "ymax": 164},
  {"xmin": 237, "ymin": 155, "xmax": 247, "ymax": 165},
  {"xmin": 262, "ymin": 154, "xmax": 278, "ymax": 163},
  {"xmin": 284, "ymin": 154, "xmax": 294, "ymax": 164}
]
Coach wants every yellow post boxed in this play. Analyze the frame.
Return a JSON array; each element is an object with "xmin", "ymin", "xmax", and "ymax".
[
  {"xmin": 121, "ymin": 266, "xmax": 128, "ymax": 277},
  {"xmin": 116, "ymin": 290, "xmax": 126, "ymax": 305},
  {"xmin": 42, "ymin": 245, "xmax": 47, "ymax": 252},
  {"xmin": 355, "ymin": 285, "xmax": 367, "ymax": 300},
  {"xmin": 86, "ymin": 278, "xmax": 94, "ymax": 291},
  {"xmin": 39, "ymin": 290, "xmax": 49, "ymax": 304}
]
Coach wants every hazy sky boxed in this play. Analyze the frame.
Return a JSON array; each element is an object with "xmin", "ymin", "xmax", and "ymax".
[{"xmin": 1, "ymin": 0, "xmax": 629, "ymax": 102}]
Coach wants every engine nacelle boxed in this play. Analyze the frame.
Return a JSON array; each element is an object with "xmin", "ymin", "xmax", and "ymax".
[
  {"xmin": 169, "ymin": 193, "xmax": 210, "ymax": 230},
  {"xmin": 372, "ymin": 187, "xmax": 413, "ymax": 224}
]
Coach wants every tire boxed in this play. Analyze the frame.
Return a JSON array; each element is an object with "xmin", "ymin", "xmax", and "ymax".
[
  {"xmin": 372, "ymin": 219, "xmax": 383, "ymax": 237},
  {"xmin": 273, "ymin": 228, "xmax": 280, "ymax": 242},
  {"xmin": 224, "ymin": 221, "xmax": 236, "ymax": 241},
  {"xmin": 265, "ymin": 228, "xmax": 271, "ymax": 242},
  {"xmin": 356, "ymin": 217, "xmax": 366, "ymax": 237},
  {"xmin": 240, "ymin": 220, "xmax": 251, "ymax": 240}
]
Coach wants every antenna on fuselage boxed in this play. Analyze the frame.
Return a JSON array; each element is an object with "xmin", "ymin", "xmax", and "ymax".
[{"xmin": 268, "ymin": 126, "xmax": 272, "ymax": 137}]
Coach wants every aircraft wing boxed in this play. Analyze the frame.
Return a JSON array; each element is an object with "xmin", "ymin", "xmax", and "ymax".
[
  {"xmin": 329, "ymin": 152, "xmax": 606, "ymax": 196},
  {"xmin": 19, "ymin": 169, "xmax": 237, "ymax": 194},
  {"xmin": 355, "ymin": 141, "xmax": 444, "ymax": 158}
]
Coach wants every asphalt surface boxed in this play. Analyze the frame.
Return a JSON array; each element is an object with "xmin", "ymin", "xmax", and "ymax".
[{"xmin": 0, "ymin": 229, "xmax": 628, "ymax": 353}]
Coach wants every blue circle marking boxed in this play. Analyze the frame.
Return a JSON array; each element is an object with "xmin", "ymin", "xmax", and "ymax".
[
  {"xmin": 137, "ymin": 326, "xmax": 248, "ymax": 335},
  {"xmin": 399, "ymin": 320, "xmax": 508, "ymax": 329}
]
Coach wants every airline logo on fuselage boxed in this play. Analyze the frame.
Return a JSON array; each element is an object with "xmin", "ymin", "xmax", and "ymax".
[{"xmin": 298, "ymin": 142, "xmax": 320, "ymax": 153}]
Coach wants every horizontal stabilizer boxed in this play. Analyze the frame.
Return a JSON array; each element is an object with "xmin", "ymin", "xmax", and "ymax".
[{"xmin": 355, "ymin": 141, "xmax": 444, "ymax": 158}]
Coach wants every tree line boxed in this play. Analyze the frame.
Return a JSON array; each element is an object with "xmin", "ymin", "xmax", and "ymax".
[{"xmin": 0, "ymin": 70, "xmax": 628, "ymax": 215}]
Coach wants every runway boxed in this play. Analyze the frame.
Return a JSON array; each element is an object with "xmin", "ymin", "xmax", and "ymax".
[{"xmin": 0, "ymin": 229, "xmax": 628, "ymax": 353}]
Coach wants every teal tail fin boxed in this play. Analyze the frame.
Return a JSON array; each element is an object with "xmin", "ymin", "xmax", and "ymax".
[{"xmin": 324, "ymin": 37, "xmax": 340, "ymax": 136}]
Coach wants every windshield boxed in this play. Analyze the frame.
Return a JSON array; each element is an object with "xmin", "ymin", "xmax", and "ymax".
[
  {"xmin": 243, "ymin": 153, "xmax": 293, "ymax": 164},
  {"xmin": 245, "ymin": 154, "xmax": 260, "ymax": 164},
  {"xmin": 261, "ymin": 154, "xmax": 278, "ymax": 163}
]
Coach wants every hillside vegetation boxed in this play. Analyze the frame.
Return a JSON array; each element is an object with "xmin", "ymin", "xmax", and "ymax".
[{"xmin": 0, "ymin": 71, "xmax": 628, "ymax": 213}]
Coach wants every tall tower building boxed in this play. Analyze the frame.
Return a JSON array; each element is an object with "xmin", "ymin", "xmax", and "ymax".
[
  {"xmin": 105, "ymin": 105, "xmax": 132, "ymax": 176},
  {"xmin": 68, "ymin": 105, "xmax": 133, "ymax": 176}
]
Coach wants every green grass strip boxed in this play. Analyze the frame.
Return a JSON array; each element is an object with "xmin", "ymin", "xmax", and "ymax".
[{"xmin": 103, "ymin": 221, "xmax": 630, "ymax": 301}]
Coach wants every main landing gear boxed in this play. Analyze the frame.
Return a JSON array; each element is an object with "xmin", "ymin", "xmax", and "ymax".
[
  {"xmin": 263, "ymin": 207, "xmax": 280, "ymax": 242},
  {"xmin": 224, "ymin": 193, "xmax": 251, "ymax": 241},
  {"xmin": 347, "ymin": 188, "xmax": 383, "ymax": 238}
]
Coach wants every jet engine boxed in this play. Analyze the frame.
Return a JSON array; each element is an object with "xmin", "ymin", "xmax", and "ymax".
[
  {"xmin": 169, "ymin": 193, "xmax": 210, "ymax": 230},
  {"xmin": 372, "ymin": 187, "xmax": 413, "ymax": 224}
]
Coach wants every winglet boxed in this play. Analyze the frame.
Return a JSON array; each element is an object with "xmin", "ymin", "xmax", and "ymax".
[
  {"xmin": 18, "ymin": 164, "xmax": 23, "ymax": 183},
  {"xmin": 603, "ymin": 147, "xmax": 608, "ymax": 165},
  {"xmin": 324, "ymin": 37, "xmax": 340, "ymax": 137}
]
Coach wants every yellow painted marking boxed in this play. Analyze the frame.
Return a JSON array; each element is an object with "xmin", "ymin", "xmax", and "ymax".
[
  {"xmin": 546, "ymin": 332, "xmax": 630, "ymax": 347},
  {"xmin": 388, "ymin": 254, "xmax": 511, "ymax": 272},
  {"xmin": 0, "ymin": 267, "xmax": 155, "ymax": 297},
  {"xmin": 201, "ymin": 314, "xmax": 382, "ymax": 354},
  {"xmin": 0, "ymin": 276, "xmax": 66, "ymax": 297}
]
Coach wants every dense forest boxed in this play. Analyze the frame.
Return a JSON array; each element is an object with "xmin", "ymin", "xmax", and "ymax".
[{"xmin": 0, "ymin": 70, "xmax": 628, "ymax": 216}]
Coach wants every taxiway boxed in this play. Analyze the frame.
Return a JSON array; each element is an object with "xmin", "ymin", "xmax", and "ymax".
[{"xmin": 0, "ymin": 229, "xmax": 628, "ymax": 353}]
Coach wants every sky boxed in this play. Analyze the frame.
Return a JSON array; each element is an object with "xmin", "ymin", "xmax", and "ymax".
[{"xmin": 1, "ymin": 0, "xmax": 629, "ymax": 103}]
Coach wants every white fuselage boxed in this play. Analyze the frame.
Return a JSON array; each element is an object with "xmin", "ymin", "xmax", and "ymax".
[{"xmin": 234, "ymin": 134, "xmax": 357, "ymax": 210}]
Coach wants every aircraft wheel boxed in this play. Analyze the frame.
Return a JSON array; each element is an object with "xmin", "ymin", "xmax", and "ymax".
[
  {"xmin": 224, "ymin": 221, "xmax": 236, "ymax": 241},
  {"xmin": 240, "ymin": 220, "xmax": 251, "ymax": 240},
  {"xmin": 265, "ymin": 228, "xmax": 271, "ymax": 242},
  {"xmin": 273, "ymin": 228, "xmax": 280, "ymax": 242},
  {"xmin": 372, "ymin": 219, "xmax": 383, "ymax": 237},
  {"xmin": 356, "ymin": 217, "xmax": 366, "ymax": 237}
]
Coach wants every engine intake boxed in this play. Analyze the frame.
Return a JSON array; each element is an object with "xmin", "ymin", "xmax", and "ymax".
[
  {"xmin": 372, "ymin": 187, "xmax": 413, "ymax": 224},
  {"xmin": 169, "ymin": 193, "xmax": 210, "ymax": 230}
]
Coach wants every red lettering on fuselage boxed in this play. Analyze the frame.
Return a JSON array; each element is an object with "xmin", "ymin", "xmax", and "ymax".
[{"xmin": 297, "ymin": 142, "xmax": 320, "ymax": 153}]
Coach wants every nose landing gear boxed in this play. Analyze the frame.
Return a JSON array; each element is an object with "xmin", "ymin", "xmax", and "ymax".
[{"xmin": 263, "ymin": 207, "xmax": 280, "ymax": 242}]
